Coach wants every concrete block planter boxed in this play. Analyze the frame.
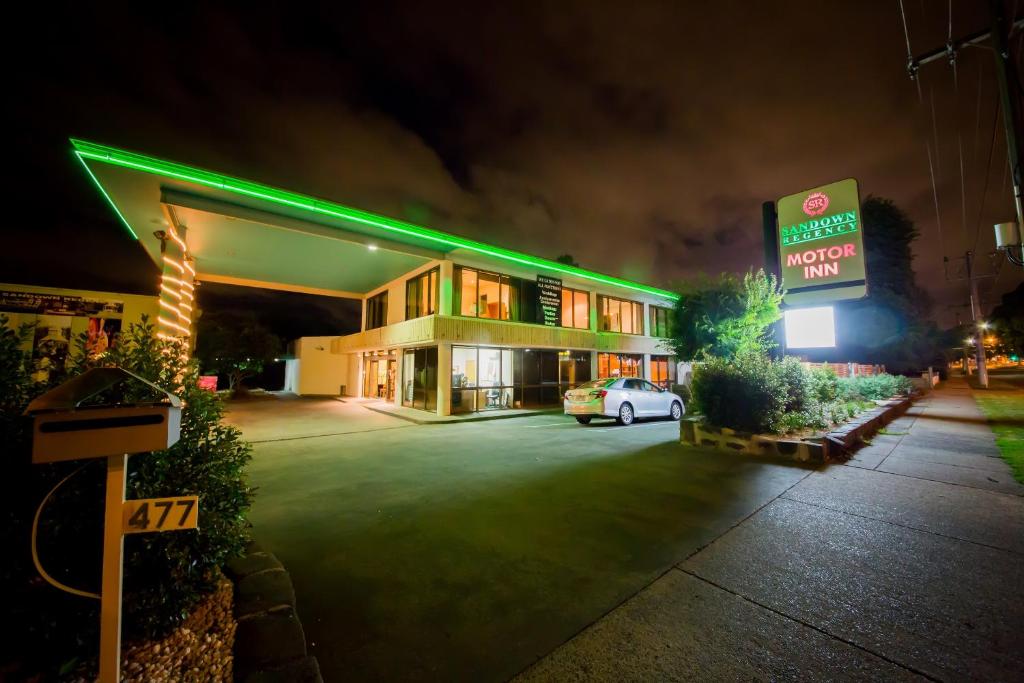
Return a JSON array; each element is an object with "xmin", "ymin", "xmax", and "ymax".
[
  {"xmin": 680, "ymin": 395, "xmax": 914, "ymax": 463},
  {"xmin": 225, "ymin": 541, "xmax": 322, "ymax": 683}
]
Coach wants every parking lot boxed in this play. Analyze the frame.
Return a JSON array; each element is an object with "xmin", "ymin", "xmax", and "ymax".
[{"xmin": 228, "ymin": 397, "xmax": 810, "ymax": 681}]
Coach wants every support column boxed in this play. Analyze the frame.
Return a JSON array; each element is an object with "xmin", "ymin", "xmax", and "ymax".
[
  {"xmin": 156, "ymin": 225, "xmax": 195, "ymax": 343},
  {"xmin": 643, "ymin": 353, "xmax": 652, "ymax": 381},
  {"xmin": 436, "ymin": 342, "xmax": 452, "ymax": 416},
  {"xmin": 393, "ymin": 350, "xmax": 404, "ymax": 407},
  {"xmin": 439, "ymin": 260, "xmax": 454, "ymax": 316}
]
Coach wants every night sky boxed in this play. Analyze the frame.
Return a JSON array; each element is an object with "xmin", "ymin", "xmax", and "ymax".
[{"xmin": 7, "ymin": 1, "xmax": 1024, "ymax": 337}]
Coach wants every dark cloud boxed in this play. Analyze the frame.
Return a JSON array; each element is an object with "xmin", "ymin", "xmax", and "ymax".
[
  {"xmin": 713, "ymin": 225, "xmax": 746, "ymax": 247},
  {"xmin": 5, "ymin": 1, "xmax": 1022, "ymax": 329}
]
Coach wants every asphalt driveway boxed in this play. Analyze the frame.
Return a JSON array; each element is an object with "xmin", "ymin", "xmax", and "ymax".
[{"xmin": 231, "ymin": 398, "xmax": 810, "ymax": 681}]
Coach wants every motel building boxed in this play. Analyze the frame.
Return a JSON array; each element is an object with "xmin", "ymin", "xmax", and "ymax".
[{"xmin": 71, "ymin": 139, "xmax": 679, "ymax": 417}]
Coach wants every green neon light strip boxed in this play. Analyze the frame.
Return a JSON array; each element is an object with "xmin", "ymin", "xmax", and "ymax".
[
  {"xmin": 74, "ymin": 150, "xmax": 138, "ymax": 239},
  {"xmin": 70, "ymin": 138, "xmax": 677, "ymax": 300}
]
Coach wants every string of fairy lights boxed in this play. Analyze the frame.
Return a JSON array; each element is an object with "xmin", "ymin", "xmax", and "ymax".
[{"xmin": 156, "ymin": 224, "xmax": 195, "ymax": 341}]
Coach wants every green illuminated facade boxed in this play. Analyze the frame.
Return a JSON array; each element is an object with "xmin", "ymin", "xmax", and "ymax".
[{"xmin": 73, "ymin": 139, "xmax": 679, "ymax": 415}]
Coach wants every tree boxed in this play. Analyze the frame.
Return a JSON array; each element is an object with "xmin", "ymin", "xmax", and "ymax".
[
  {"xmin": 555, "ymin": 254, "xmax": 579, "ymax": 267},
  {"xmin": 666, "ymin": 269, "xmax": 783, "ymax": 361},
  {"xmin": 990, "ymin": 282, "xmax": 1024, "ymax": 357},
  {"xmin": 195, "ymin": 311, "xmax": 281, "ymax": 394},
  {"xmin": 810, "ymin": 196, "xmax": 942, "ymax": 372}
]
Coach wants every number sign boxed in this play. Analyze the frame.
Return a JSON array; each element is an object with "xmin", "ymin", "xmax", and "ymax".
[{"xmin": 123, "ymin": 495, "xmax": 199, "ymax": 534}]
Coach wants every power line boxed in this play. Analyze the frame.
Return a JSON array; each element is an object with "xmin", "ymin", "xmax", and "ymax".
[{"xmin": 973, "ymin": 102, "xmax": 1001, "ymax": 252}]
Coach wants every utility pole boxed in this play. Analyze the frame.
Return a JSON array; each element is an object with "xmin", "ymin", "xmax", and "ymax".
[
  {"xmin": 989, "ymin": 0, "xmax": 1024, "ymax": 228},
  {"xmin": 966, "ymin": 250, "xmax": 990, "ymax": 387},
  {"xmin": 906, "ymin": 4, "xmax": 1024, "ymax": 388}
]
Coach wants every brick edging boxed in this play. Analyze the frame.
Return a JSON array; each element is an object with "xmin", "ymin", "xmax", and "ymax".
[
  {"xmin": 680, "ymin": 395, "xmax": 915, "ymax": 463},
  {"xmin": 223, "ymin": 542, "xmax": 322, "ymax": 682}
]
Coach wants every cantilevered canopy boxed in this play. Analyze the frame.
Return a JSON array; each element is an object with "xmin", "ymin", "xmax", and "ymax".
[{"xmin": 72, "ymin": 139, "xmax": 679, "ymax": 300}]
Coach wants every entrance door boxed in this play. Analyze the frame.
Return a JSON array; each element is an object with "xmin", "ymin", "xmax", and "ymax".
[{"xmin": 386, "ymin": 359, "xmax": 396, "ymax": 401}]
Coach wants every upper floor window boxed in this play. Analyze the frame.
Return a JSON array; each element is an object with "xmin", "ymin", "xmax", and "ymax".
[
  {"xmin": 366, "ymin": 291, "xmax": 388, "ymax": 330},
  {"xmin": 598, "ymin": 295, "xmax": 643, "ymax": 334},
  {"xmin": 406, "ymin": 268, "xmax": 439, "ymax": 320},
  {"xmin": 455, "ymin": 266, "xmax": 519, "ymax": 320},
  {"xmin": 650, "ymin": 305, "xmax": 673, "ymax": 337},
  {"xmin": 561, "ymin": 287, "xmax": 590, "ymax": 329}
]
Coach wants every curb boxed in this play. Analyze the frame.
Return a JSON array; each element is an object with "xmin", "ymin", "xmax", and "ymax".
[
  {"xmin": 224, "ymin": 542, "xmax": 322, "ymax": 683},
  {"xmin": 680, "ymin": 395, "xmax": 915, "ymax": 463},
  {"xmin": 823, "ymin": 395, "xmax": 914, "ymax": 456},
  {"xmin": 362, "ymin": 404, "xmax": 562, "ymax": 425}
]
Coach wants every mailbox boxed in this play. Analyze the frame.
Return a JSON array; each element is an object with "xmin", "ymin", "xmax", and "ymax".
[{"xmin": 25, "ymin": 367, "xmax": 181, "ymax": 464}]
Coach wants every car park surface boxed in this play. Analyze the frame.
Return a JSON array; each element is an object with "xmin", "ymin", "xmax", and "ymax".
[{"xmin": 229, "ymin": 396, "xmax": 808, "ymax": 682}]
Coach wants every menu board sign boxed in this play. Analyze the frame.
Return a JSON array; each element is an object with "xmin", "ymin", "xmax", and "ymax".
[{"xmin": 537, "ymin": 275, "xmax": 562, "ymax": 327}]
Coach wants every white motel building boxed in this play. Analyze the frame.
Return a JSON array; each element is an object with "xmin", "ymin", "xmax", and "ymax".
[{"xmin": 71, "ymin": 139, "xmax": 679, "ymax": 416}]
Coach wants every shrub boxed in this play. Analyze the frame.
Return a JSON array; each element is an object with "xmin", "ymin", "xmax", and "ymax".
[
  {"xmin": 808, "ymin": 367, "xmax": 840, "ymax": 404},
  {"xmin": 691, "ymin": 352, "xmax": 787, "ymax": 434},
  {"xmin": 0, "ymin": 315, "xmax": 253, "ymax": 674},
  {"xmin": 840, "ymin": 373, "xmax": 914, "ymax": 401},
  {"xmin": 777, "ymin": 356, "xmax": 810, "ymax": 413}
]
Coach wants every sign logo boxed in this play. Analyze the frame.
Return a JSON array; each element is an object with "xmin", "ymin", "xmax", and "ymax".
[{"xmin": 802, "ymin": 191, "xmax": 829, "ymax": 216}]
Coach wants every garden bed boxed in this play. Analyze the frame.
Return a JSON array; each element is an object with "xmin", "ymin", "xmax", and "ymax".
[
  {"xmin": 67, "ymin": 574, "xmax": 236, "ymax": 682},
  {"xmin": 681, "ymin": 395, "xmax": 914, "ymax": 463}
]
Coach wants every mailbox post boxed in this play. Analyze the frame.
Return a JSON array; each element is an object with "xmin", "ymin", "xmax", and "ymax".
[{"xmin": 25, "ymin": 367, "xmax": 193, "ymax": 683}]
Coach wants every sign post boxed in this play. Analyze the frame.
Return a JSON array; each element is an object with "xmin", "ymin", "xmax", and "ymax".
[{"xmin": 100, "ymin": 454, "xmax": 127, "ymax": 683}]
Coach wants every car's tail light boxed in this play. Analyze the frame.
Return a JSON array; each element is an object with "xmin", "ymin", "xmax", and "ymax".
[{"xmin": 592, "ymin": 389, "xmax": 608, "ymax": 398}]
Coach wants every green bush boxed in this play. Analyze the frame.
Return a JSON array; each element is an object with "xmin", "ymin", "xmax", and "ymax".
[
  {"xmin": 778, "ymin": 356, "xmax": 810, "ymax": 413},
  {"xmin": 690, "ymin": 357, "xmax": 911, "ymax": 436},
  {"xmin": 691, "ymin": 353, "xmax": 787, "ymax": 434},
  {"xmin": 808, "ymin": 367, "xmax": 840, "ymax": 404},
  {"xmin": 0, "ymin": 316, "xmax": 253, "ymax": 674},
  {"xmin": 841, "ymin": 373, "xmax": 913, "ymax": 401}
]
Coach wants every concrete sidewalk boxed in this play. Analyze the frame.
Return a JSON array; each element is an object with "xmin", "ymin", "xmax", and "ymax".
[{"xmin": 518, "ymin": 378, "xmax": 1024, "ymax": 681}]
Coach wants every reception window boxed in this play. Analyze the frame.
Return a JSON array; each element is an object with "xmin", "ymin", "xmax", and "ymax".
[
  {"xmin": 366, "ymin": 291, "xmax": 388, "ymax": 330},
  {"xmin": 561, "ymin": 287, "xmax": 590, "ymax": 329},
  {"xmin": 650, "ymin": 306, "xmax": 672, "ymax": 338},
  {"xmin": 597, "ymin": 352, "xmax": 643, "ymax": 379},
  {"xmin": 451, "ymin": 345, "xmax": 514, "ymax": 413},
  {"xmin": 406, "ymin": 268, "xmax": 439, "ymax": 320},
  {"xmin": 598, "ymin": 295, "xmax": 644, "ymax": 334}
]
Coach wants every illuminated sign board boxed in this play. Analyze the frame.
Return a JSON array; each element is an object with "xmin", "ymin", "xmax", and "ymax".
[
  {"xmin": 537, "ymin": 275, "xmax": 562, "ymax": 327},
  {"xmin": 777, "ymin": 178, "xmax": 867, "ymax": 305}
]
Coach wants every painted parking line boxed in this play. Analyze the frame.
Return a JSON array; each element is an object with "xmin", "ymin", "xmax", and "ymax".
[
  {"xmin": 524, "ymin": 421, "xmax": 577, "ymax": 428},
  {"xmin": 586, "ymin": 422, "xmax": 678, "ymax": 432}
]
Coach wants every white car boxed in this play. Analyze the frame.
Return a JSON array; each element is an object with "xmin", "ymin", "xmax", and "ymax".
[{"xmin": 564, "ymin": 377, "xmax": 684, "ymax": 425}]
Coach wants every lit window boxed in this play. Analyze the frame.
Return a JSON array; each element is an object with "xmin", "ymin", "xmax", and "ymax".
[
  {"xmin": 366, "ymin": 291, "xmax": 388, "ymax": 330},
  {"xmin": 598, "ymin": 295, "xmax": 643, "ymax": 334},
  {"xmin": 406, "ymin": 268, "xmax": 438, "ymax": 320},
  {"xmin": 650, "ymin": 306, "xmax": 672, "ymax": 337}
]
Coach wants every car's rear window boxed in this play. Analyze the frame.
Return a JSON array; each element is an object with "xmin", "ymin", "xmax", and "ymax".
[{"xmin": 574, "ymin": 379, "xmax": 616, "ymax": 390}]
